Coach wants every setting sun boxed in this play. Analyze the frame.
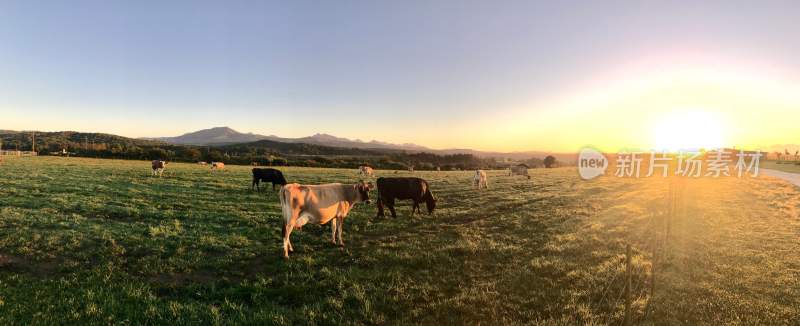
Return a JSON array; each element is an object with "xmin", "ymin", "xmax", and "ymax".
[{"xmin": 651, "ymin": 110, "xmax": 726, "ymax": 151}]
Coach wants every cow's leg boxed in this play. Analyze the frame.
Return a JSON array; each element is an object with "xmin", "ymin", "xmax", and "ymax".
[
  {"xmin": 330, "ymin": 217, "xmax": 338, "ymax": 245},
  {"xmin": 336, "ymin": 216, "xmax": 345, "ymax": 247},
  {"xmin": 282, "ymin": 223, "xmax": 294, "ymax": 258},
  {"xmin": 411, "ymin": 200, "xmax": 420, "ymax": 215},
  {"xmin": 377, "ymin": 198, "xmax": 385, "ymax": 217},
  {"xmin": 388, "ymin": 202, "xmax": 397, "ymax": 218}
]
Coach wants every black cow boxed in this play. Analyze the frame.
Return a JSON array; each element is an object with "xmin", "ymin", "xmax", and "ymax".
[
  {"xmin": 376, "ymin": 177, "xmax": 437, "ymax": 218},
  {"xmin": 252, "ymin": 168, "xmax": 288, "ymax": 191}
]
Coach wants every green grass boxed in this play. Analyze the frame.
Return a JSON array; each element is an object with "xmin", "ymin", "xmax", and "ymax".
[
  {"xmin": 761, "ymin": 160, "xmax": 800, "ymax": 174},
  {"xmin": 1, "ymin": 156, "xmax": 799, "ymax": 324}
]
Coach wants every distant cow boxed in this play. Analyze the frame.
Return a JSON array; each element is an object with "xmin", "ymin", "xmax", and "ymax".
[
  {"xmin": 376, "ymin": 177, "xmax": 437, "ymax": 218},
  {"xmin": 198, "ymin": 161, "xmax": 208, "ymax": 166},
  {"xmin": 279, "ymin": 181, "xmax": 374, "ymax": 258},
  {"xmin": 211, "ymin": 162, "xmax": 225, "ymax": 171},
  {"xmin": 474, "ymin": 170, "xmax": 488, "ymax": 189},
  {"xmin": 151, "ymin": 160, "xmax": 167, "ymax": 177},
  {"xmin": 252, "ymin": 168, "xmax": 287, "ymax": 191},
  {"xmin": 510, "ymin": 165, "xmax": 530, "ymax": 179},
  {"xmin": 358, "ymin": 165, "xmax": 374, "ymax": 177}
]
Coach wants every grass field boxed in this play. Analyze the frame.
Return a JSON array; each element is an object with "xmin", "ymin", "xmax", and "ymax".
[
  {"xmin": 762, "ymin": 160, "xmax": 800, "ymax": 174},
  {"xmin": 1, "ymin": 156, "xmax": 800, "ymax": 324}
]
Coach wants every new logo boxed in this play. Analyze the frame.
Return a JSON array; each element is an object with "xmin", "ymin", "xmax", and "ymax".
[{"xmin": 578, "ymin": 147, "xmax": 608, "ymax": 180}]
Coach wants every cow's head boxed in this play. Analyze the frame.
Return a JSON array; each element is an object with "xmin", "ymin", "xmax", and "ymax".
[
  {"xmin": 356, "ymin": 180, "xmax": 375, "ymax": 204},
  {"xmin": 424, "ymin": 192, "xmax": 437, "ymax": 215}
]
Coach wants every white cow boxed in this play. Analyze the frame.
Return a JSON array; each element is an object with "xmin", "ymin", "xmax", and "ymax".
[
  {"xmin": 474, "ymin": 169, "xmax": 488, "ymax": 189},
  {"xmin": 510, "ymin": 165, "xmax": 530, "ymax": 179},
  {"xmin": 358, "ymin": 165, "xmax": 374, "ymax": 177}
]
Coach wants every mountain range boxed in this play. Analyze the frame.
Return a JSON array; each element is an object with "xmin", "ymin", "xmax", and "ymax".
[
  {"xmin": 153, "ymin": 127, "xmax": 429, "ymax": 150},
  {"xmin": 152, "ymin": 127, "xmax": 574, "ymax": 162}
]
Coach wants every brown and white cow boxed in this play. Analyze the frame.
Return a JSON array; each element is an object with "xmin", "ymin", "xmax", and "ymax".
[
  {"xmin": 211, "ymin": 162, "xmax": 225, "ymax": 171},
  {"xmin": 474, "ymin": 169, "xmax": 488, "ymax": 189},
  {"xmin": 151, "ymin": 160, "xmax": 167, "ymax": 177},
  {"xmin": 358, "ymin": 165, "xmax": 374, "ymax": 177},
  {"xmin": 279, "ymin": 181, "xmax": 374, "ymax": 258}
]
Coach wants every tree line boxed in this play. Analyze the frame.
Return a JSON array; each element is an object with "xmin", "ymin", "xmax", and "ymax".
[{"xmin": 1, "ymin": 131, "xmax": 554, "ymax": 170}]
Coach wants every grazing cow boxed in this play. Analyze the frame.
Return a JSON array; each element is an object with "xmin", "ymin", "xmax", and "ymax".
[
  {"xmin": 510, "ymin": 164, "xmax": 530, "ymax": 179},
  {"xmin": 474, "ymin": 170, "xmax": 488, "ymax": 189},
  {"xmin": 376, "ymin": 177, "xmax": 437, "ymax": 218},
  {"xmin": 211, "ymin": 162, "xmax": 225, "ymax": 171},
  {"xmin": 358, "ymin": 165, "xmax": 374, "ymax": 177},
  {"xmin": 151, "ymin": 160, "xmax": 167, "ymax": 177},
  {"xmin": 198, "ymin": 161, "xmax": 208, "ymax": 166},
  {"xmin": 252, "ymin": 168, "xmax": 287, "ymax": 191},
  {"xmin": 279, "ymin": 181, "xmax": 374, "ymax": 258}
]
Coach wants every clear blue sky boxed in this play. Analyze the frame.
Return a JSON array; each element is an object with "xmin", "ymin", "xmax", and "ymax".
[{"xmin": 2, "ymin": 1, "xmax": 799, "ymax": 151}]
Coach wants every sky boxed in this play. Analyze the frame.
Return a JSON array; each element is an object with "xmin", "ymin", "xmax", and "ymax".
[{"xmin": 2, "ymin": 0, "xmax": 799, "ymax": 152}]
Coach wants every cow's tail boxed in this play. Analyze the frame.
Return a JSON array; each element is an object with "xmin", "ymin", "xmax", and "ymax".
[{"xmin": 278, "ymin": 185, "xmax": 294, "ymax": 257}]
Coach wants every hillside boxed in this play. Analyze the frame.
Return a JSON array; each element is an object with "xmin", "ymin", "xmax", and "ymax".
[
  {"xmin": 0, "ymin": 130, "xmax": 166, "ymax": 151},
  {"xmin": 155, "ymin": 127, "xmax": 574, "ymax": 162},
  {"xmin": 0, "ymin": 130, "xmax": 507, "ymax": 170},
  {"xmin": 218, "ymin": 139, "xmax": 397, "ymax": 156}
]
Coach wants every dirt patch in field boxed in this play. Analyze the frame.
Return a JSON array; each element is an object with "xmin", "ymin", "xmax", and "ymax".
[
  {"xmin": 150, "ymin": 269, "xmax": 220, "ymax": 287},
  {"xmin": 148, "ymin": 255, "xmax": 271, "ymax": 289},
  {"xmin": 0, "ymin": 252, "xmax": 64, "ymax": 278}
]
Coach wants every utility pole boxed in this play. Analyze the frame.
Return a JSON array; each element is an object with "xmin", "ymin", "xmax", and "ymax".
[{"xmin": 31, "ymin": 131, "xmax": 36, "ymax": 152}]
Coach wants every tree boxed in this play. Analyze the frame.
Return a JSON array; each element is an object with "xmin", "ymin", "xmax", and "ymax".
[
  {"xmin": 184, "ymin": 148, "xmax": 202, "ymax": 161},
  {"xmin": 148, "ymin": 148, "xmax": 170, "ymax": 160},
  {"xmin": 544, "ymin": 155, "xmax": 557, "ymax": 168}
]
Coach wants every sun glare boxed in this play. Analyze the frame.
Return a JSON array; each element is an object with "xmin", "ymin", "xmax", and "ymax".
[{"xmin": 651, "ymin": 110, "xmax": 725, "ymax": 152}]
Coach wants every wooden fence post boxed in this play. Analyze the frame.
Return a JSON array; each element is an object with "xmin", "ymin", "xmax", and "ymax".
[{"xmin": 624, "ymin": 244, "xmax": 632, "ymax": 326}]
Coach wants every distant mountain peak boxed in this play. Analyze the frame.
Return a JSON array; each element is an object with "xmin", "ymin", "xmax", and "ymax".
[{"xmin": 154, "ymin": 127, "xmax": 265, "ymax": 145}]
